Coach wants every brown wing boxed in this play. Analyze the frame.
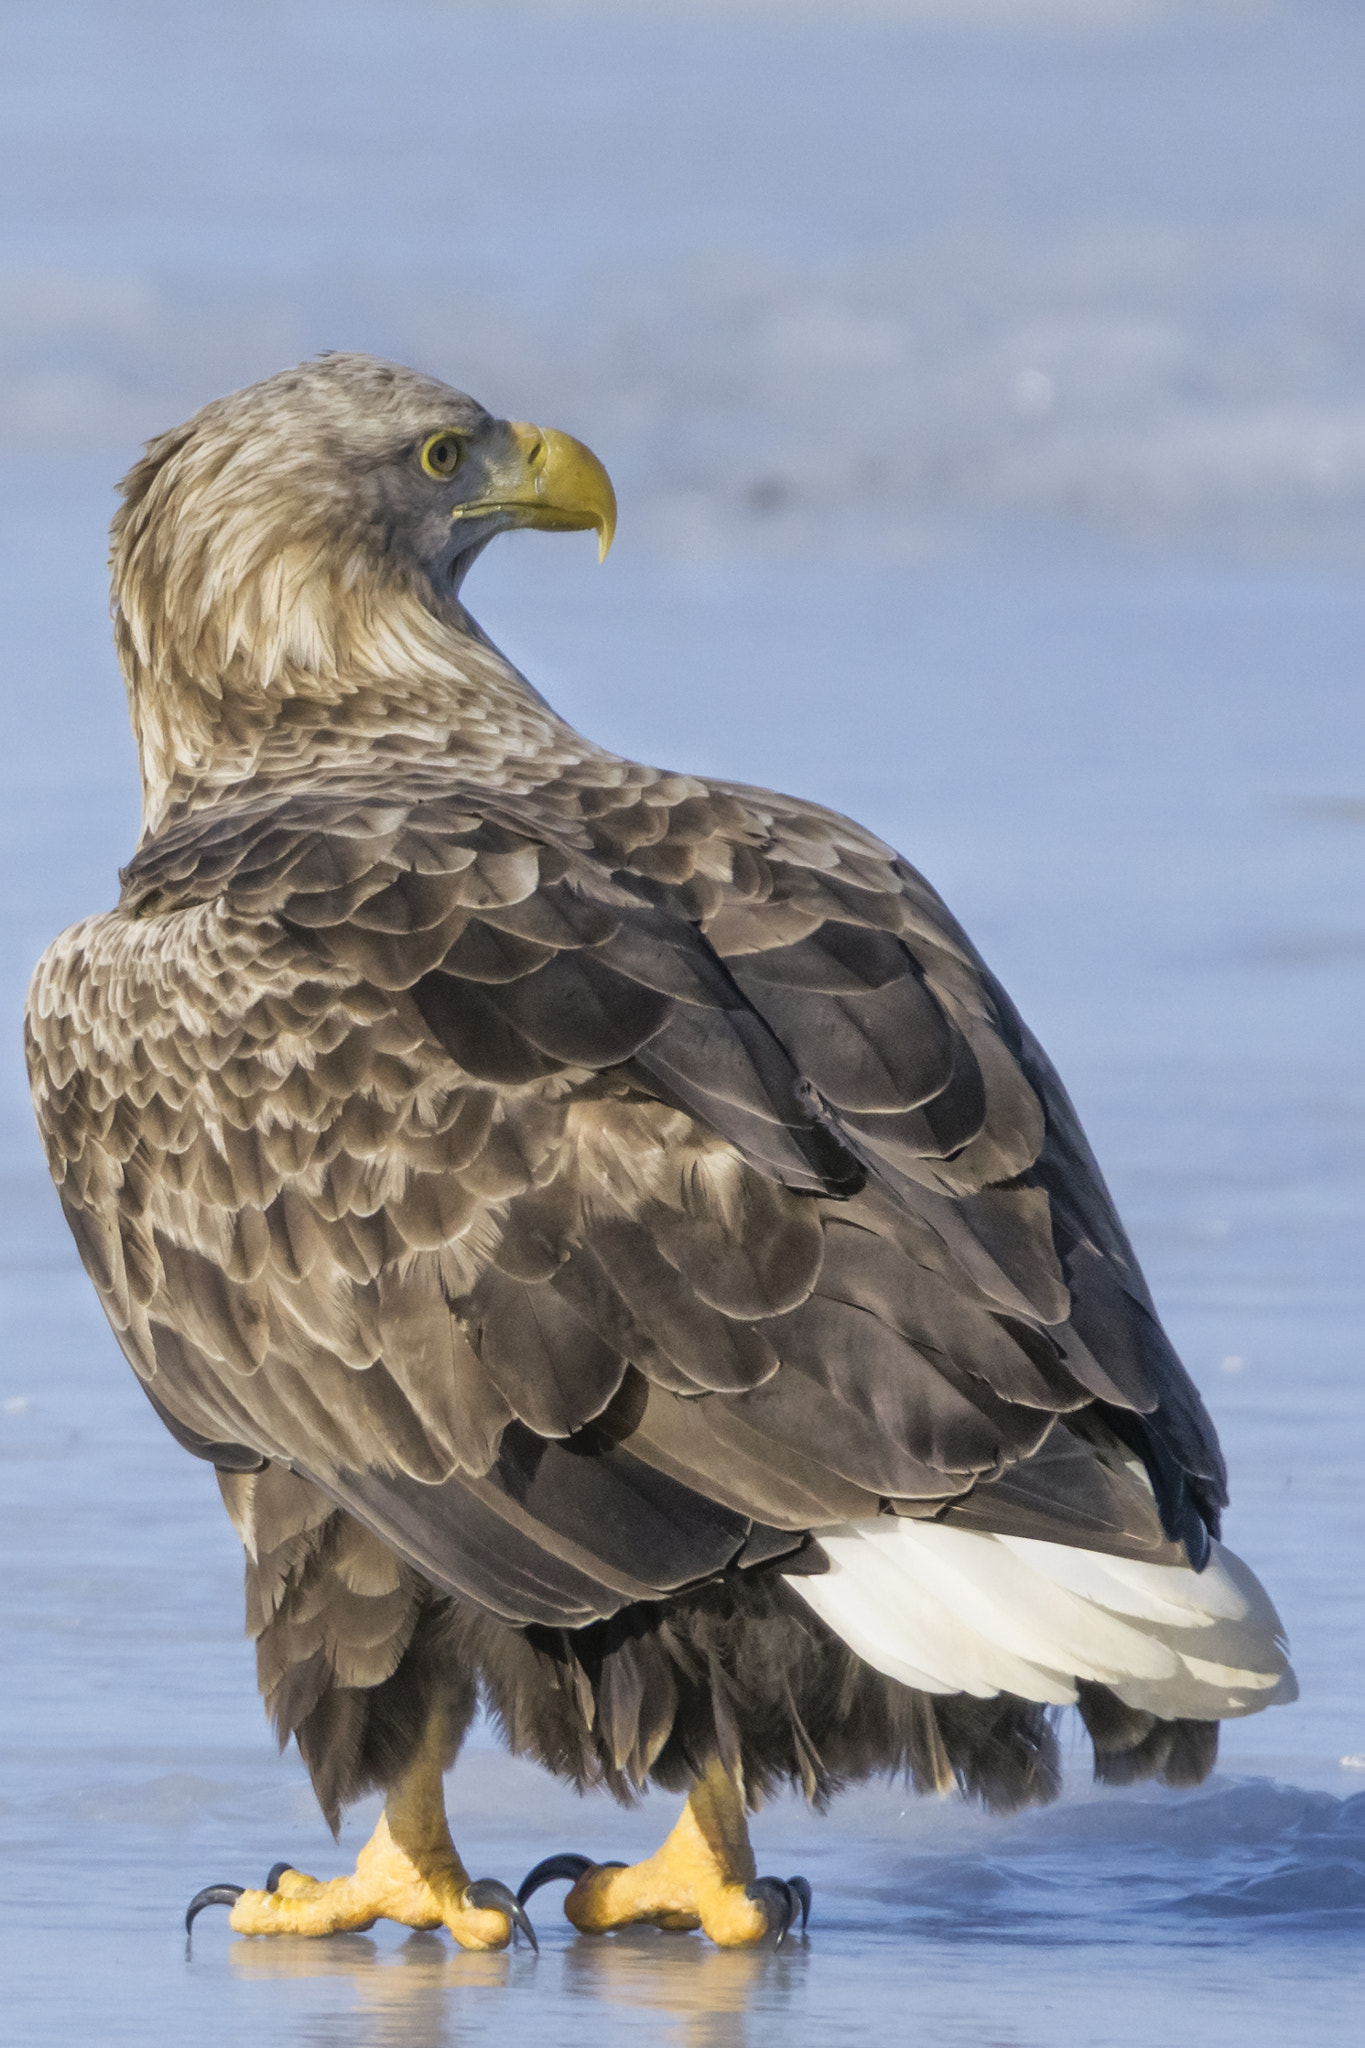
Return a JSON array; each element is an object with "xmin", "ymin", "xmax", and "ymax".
[
  {"xmin": 563, "ymin": 768, "xmax": 1225, "ymax": 1562},
  {"xmin": 27, "ymin": 769, "xmax": 1224, "ymax": 1634}
]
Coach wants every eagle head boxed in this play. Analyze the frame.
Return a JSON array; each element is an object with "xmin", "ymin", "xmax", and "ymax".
[{"xmin": 109, "ymin": 353, "xmax": 615, "ymax": 825}]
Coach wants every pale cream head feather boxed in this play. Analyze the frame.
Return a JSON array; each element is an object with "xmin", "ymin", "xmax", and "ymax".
[{"xmin": 110, "ymin": 354, "xmax": 616, "ymax": 833}]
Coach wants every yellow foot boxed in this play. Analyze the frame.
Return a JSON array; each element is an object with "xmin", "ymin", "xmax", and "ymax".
[
  {"xmin": 517, "ymin": 1799, "xmax": 810, "ymax": 1948},
  {"xmin": 185, "ymin": 1813, "xmax": 536, "ymax": 1952}
]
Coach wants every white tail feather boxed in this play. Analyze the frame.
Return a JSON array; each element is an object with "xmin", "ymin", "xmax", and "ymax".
[{"xmin": 786, "ymin": 1519, "xmax": 1296, "ymax": 1721}]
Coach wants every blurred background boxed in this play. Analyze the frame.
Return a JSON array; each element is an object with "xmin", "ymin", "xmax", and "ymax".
[
  {"xmin": 4, "ymin": 0, "xmax": 1365, "ymax": 564},
  {"xmin": 2, "ymin": 4, "xmax": 1363, "ymax": 2043}
]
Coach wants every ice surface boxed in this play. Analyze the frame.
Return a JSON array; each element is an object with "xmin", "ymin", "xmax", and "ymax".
[{"xmin": 2, "ymin": 4, "xmax": 1363, "ymax": 2044}]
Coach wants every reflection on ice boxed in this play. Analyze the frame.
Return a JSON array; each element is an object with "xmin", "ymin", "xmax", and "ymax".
[
  {"xmin": 226, "ymin": 1936, "xmax": 514, "ymax": 2048},
  {"xmin": 561, "ymin": 1931, "xmax": 800, "ymax": 2025},
  {"xmin": 222, "ymin": 1925, "xmax": 809, "ymax": 2048},
  {"xmin": 228, "ymin": 1927, "xmax": 512, "ymax": 1990},
  {"xmin": 224, "ymin": 1925, "xmax": 793, "ymax": 2036}
]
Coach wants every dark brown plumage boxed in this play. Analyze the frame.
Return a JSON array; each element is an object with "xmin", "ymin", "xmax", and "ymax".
[{"xmin": 26, "ymin": 357, "xmax": 1291, "ymax": 1946}]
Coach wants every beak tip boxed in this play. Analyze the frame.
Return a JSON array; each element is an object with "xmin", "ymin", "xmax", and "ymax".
[{"xmin": 503, "ymin": 421, "xmax": 617, "ymax": 563}]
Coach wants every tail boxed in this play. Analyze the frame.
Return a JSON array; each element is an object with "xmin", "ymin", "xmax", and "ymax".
[{"xmin": 786, "ymin": 1518, "xmax": 1296, "ymax": 1722}]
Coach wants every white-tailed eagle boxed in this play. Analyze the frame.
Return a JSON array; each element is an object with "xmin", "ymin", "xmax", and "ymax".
[{"xmin": 26, "ymin": 355, "xmax": 1294, "ymax": 1950}]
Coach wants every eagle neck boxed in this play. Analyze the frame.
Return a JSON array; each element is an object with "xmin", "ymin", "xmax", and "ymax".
[{"xmin": 126, "ymin": 588, "xmax": 615, "ymax": 839}]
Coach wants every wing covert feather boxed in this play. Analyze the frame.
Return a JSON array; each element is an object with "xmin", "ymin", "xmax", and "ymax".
[{"xmin": 26, "ymin": 766, "xmax": 1226, "ymax": 1632}]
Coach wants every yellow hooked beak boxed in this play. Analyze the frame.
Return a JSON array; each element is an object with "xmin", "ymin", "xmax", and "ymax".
[{"xmin": 453, "ymin": 421, "xmax": 617, "ymax": 561}]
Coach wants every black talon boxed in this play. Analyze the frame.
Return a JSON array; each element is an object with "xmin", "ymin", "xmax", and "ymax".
[
  {"xmin": 184, "ymin": 1883, "xmax": 244, "ymax": 1936},
  {"xmin": 265, "ymin": 1862, "xmax": 294, "ymax": 1893},
  {"xmin": 464, "ymin": 1877, "xmax": 540, "ymax": 1953},
  {"xmin": 746, "ymin": 1877, "xmax": 799, "ymax": 1944},
  {"xmin": 515, "ymin": 1852, "xmax": 624, "ymax": 1908},
  {"xmin": 786, "ymin": 1875, "xmax": 812, "ymax": 1933}
]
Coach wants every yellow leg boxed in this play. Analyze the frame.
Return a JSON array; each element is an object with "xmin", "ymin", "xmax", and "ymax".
[
  {"xmin": 188, "ymin": 1713, "xmax": 533, "ymax": 1951},
  {"xmin": 520, "ymin": 1760, "xmax": 810, "ymax": 1948}
]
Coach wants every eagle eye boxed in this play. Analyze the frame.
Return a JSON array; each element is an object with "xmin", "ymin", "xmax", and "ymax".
[{"xmin": 420, "ymin": 433, "xmax": 463, "ymax": 480}]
